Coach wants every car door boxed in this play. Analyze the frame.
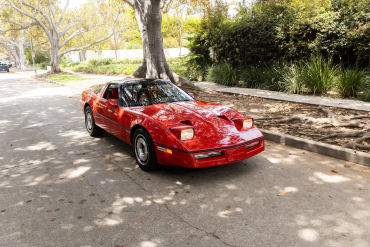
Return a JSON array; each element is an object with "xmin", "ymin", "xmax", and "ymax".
[
  {"xmin": 102, "ymin": 84, "xmax": 123, "ymax": 139},
  {"xmin": 92, "ymin": 85, "xmax": 109, "ymax": 129}
]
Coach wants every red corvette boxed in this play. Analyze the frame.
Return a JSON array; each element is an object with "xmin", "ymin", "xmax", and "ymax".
[{"xmin": 80, "ymin": 79, "xmax": 264, "ymax": 171}]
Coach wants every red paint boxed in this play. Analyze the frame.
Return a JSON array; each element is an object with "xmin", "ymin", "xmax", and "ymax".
[{"xmin": 80, "ymin": 82, "xmax": 264, "ymax": 168}]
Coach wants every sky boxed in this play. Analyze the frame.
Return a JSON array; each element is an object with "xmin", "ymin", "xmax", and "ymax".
[{"xmin": 61, "ymin": 0, "xmax": 253, "ymax": 15}]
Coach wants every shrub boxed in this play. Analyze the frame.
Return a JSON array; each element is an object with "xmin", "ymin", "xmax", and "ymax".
[
  {"xmin": 359, "ymin": 74, "xmax": 370, "ymax": 102},
  {"xmin": 123, "ymin": 68, "xmax": 135, "ymax": 75},
  {"xmin": 260, "ymin": 61, "xmax": 286, "ymax": 91},
  {"xmin": 336, "ymin": 69, "xmax": 369, "ymax": 97},
  {"xmin": 279, "ymin": 63, "xmax": 305, "ymax": 94},
  {"xmin": 88, "ymin": 58, "xmax": 114, "ymax": 66},
  {"xmin": 240, "ymin": 67, "xmax": 264, "ymax": 88},
  {"xmin": 206, "ymin": 62, "xmax": 239, "ymax": 86},
  {"xmin": 36, "ymin": 61, "xmax": 49, "ymax": 69},
  {"xmin": 301, "ymin": 55, "xmax": 337, "ymax": 94}
]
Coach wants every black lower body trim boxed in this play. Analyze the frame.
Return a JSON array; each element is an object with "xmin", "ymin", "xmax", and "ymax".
[
  {"xmin": 154, "ymin": 136, "xmax": 264, "ymax": 154},
  {"xmin": 92, "ymin": 110, "xmax": 131, "ymax": 131}
]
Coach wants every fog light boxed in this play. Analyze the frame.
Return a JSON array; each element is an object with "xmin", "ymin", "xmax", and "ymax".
[
  {"xmin": 245, "ymin": 141, "xmax": 259, "ymax": 149},
  {"xmin": 194, "ymin": 151, "xmax": 222, "ymax": 159}
]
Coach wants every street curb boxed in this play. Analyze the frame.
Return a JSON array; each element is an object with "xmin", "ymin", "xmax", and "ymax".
[
  {"xmin": 36, "ymin": 77, "xmax": 89, "ymax": 91},
  {"xmin": 261, "ymin": 129, "xmax": 370, "ymax": 167}
]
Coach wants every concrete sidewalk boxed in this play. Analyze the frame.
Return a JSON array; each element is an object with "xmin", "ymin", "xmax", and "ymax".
[
  {"xmin": 195, "ymin": 81, "xmax": 370, "ymax": 112},
  {"xmin": 62, "ymin": 71, "xmax": 370, "ymax": 112}
]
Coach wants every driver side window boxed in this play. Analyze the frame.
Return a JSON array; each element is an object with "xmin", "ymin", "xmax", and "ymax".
[{"xmin": 102, "ymin": 84, "xmax": 119, "ymax": 100}]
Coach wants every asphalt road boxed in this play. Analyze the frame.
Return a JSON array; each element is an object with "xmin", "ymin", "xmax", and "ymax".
[{"xmin": 1, "ymin": 73, "xmax": 370, "ymax": 247}]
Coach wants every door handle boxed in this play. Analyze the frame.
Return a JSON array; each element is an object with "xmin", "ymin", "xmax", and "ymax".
[{"xmin": 107, "ymin": 109, "xmax": 113, "ymax": 113}]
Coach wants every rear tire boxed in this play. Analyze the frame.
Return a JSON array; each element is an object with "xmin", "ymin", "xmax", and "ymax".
[
  {"xmin": 133, "ymin": 128, "xmax": 158, "ymax": 171},
  {"xmin": 85, "ymin": 106, "xmax": 104, "ymax": 136}
]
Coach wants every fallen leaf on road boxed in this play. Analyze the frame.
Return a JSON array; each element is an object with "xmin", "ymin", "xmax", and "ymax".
[
  {"xmin": 90, "ymin": 193, "xmax": 95, "ymax": 196},
  {"xmin": 46, "ymin": 210, "xmax": 52, "ymax": 213},
  {"xmin": 79, "ymin": 200, "xmax": 87, "ymax": 204},
  {"xmin": 55, "ymin": 209, "xmax": 61, "ymax": 211},
  {"xmin": 277, "ymin": 192, "xmax": 287, "ymax": 196},
  {"xmin": 26, "ymin": 200, "xmax": 32, "ymax": 203},
  {"xmin": 59, "ymin": 199, "xmax": 65, "ymax": 202},
  {"xmin": 114, "ymin": 168, "xmax": 123, "ymax": 172},
  {"xmin": 207, "ymin": 233, "xmax": 214, "ymax": 237},
  {"xmin": 225, "ymin": 206, "xmax": 231, "ymax": 210},
  {"xmin": 139, "ymin": 220, "xmax": 145, "ymax": 223},
  {"xmin": 332, "ymin": 170, "xmax": 339, "ymax": 174},
  {"xmin": 68, "ymin": 201, "xmax": 73, "ymax": 203},
  {"xmin": 108, "ymin": 211, "xmax": 114, "ymax": 215},
  {"xmin": 132, "ymin": 160, "xmax": 137, "ymax": 165},
  {"xmin": 174, "ymin": 191, "xmax": 179, "ymax": 194},
  {"xmin": 1, "ymin": 210, "xmax": 6, "ymax": 212},
  {"xmin": 186, "ymin": 191, "xmax": 191, "ymax": 193},
  {"xmin": 50, "ymin": 218, "xmax": 56, "ymax": 221},
  {"xmin": 77, "ymin": 216, "xmax": 82, "ymax": 219},
  {"xmin": 305, "ymin": 189, "xmax": 312, "ymax": 192}
]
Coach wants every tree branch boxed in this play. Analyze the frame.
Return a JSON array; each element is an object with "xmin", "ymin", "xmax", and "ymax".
[
  {"xmin": 58, "ymin": 32, "xmax": 114, "ymax": 58},
  {"xmin": 4, "ymin": 0, "xmax": 51, "ymax": 39},
  {"xmin": 57, "ymin": 0, "xmax": 69, "ymax": 27},
  {"xmin": 1, "ymin": 22, "xmax": 38, "ymax": 32},
  {"xmin": 59, "ymin": 24, "xmax": 77, "ymax": 37},
  {"xmin": 0, "ymin": 34, "xmax": 18, "ymax": 46}
]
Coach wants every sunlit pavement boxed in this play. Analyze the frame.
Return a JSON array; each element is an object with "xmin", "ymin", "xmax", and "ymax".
[{"xmin": 1, "ymin": 73, "xmax": 370, "ymax": 247}]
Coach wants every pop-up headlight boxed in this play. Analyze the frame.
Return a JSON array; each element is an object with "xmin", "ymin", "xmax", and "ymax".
[{"xmin": 170, "ymin": 126, "xmax": 194, "ymax": 140}]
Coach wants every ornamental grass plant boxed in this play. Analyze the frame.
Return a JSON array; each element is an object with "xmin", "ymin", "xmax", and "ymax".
[
  {"xmin": 206, "ymin": 62, "xmax": 240, "ymax": 86},
  {"xmin": 336, "ymin": 68, "xmax": 369, "ymax": 97},
  {"xmin": 300, "ymin": 55, "xmax": 337, "ymax": 94},
  {"xmin": 279, "ymin": 63, "xmax": 305, "ymax": 94}
]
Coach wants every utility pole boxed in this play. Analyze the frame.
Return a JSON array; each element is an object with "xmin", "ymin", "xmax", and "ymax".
[{"xmin": 30, "ymin": 38, "xmax": 37, "ymax": 75}]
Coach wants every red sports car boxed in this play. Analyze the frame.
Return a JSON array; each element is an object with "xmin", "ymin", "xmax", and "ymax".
[{"xmin": 80, "ymin": 79, "xmax": 264, "ymax": 171}]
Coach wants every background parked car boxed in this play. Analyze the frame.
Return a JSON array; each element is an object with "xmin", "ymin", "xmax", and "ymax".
[{"xmin": 0, "ymin": 64, "xmax": 10, "ymax": 72}]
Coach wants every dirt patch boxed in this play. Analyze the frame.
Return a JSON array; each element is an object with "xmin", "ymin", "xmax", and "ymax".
[{"xmin": 182, "ymin": 86, "xmax": 370, "ymax": 154}]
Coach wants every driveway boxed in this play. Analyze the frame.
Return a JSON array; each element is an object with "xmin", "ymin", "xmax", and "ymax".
[{"xmin": 1, "ymin": 73, "xmax": 370, "ymax": 247}]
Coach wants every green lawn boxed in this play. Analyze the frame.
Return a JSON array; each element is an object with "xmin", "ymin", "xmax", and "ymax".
[{"xmin": 47, "ymin": 74, "xmax": 94, "ymax": 83}]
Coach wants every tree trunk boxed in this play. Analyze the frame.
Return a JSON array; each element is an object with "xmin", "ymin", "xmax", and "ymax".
[
  {"xmin": 18, "ymin": 38, "xmax": 28, "ymax": 70},
  {"xmin": 9, "ymin": 46, "xmax": 20, "ymax": 68},
  {"xmin": 50, "ymin": 37, "xmax": 61, "ymax": 73},
  {"xmin": 130, "ymin": 0, "xmax": 195, "ymax": 88}
]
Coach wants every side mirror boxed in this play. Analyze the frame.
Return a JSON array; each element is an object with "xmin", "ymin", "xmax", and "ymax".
[
  {"xmin": 189, "ymin": 93, "xmax": 196, "ymax": 99},
  {"xmin": 107, "ymin": 99, "xmax": 118, "ymax": 107}
]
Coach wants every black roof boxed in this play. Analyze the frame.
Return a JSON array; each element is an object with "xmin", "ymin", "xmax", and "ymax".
[{"xmin": 109, "ymin": 78, "xmax": 171, "ymax": 85}]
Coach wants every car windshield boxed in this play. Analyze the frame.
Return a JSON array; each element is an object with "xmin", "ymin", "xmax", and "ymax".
[{"xmin": 121, "ymin": 81, "xmax": 194, "ymax": 106}]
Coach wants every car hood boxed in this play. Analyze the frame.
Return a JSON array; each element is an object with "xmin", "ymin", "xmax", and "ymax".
[{"xmin": 132, "ymin": 100, "xmax": 263, "ymax": 151}]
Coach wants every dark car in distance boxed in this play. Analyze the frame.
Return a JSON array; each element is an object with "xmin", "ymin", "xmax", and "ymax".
[{"xmin": 0, "ymin": 64, "xmax": 9, "ymax": 72}]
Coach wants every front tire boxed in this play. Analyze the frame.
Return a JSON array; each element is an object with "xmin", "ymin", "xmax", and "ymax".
[
  {"xmin": 133, "ymin": 128, "xmax": 158, "ymax": 171},
  {"xmin": 85, "ymin": 106, "xmax": 104, "ymax": 136}
]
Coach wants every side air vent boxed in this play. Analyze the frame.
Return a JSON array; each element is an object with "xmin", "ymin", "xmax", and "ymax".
[
  {"xmin": 180, "ymin": 120, "xmax": 192, "ymax": 126},
  {"xmin": 217, "ymin": 115, "xmax": 231, "ymax": 122}
]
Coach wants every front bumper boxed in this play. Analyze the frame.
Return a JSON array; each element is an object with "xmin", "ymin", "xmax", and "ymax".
[{"xmin": 154, "ymin": 137, "xmax": 264, "ymax": 168}]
